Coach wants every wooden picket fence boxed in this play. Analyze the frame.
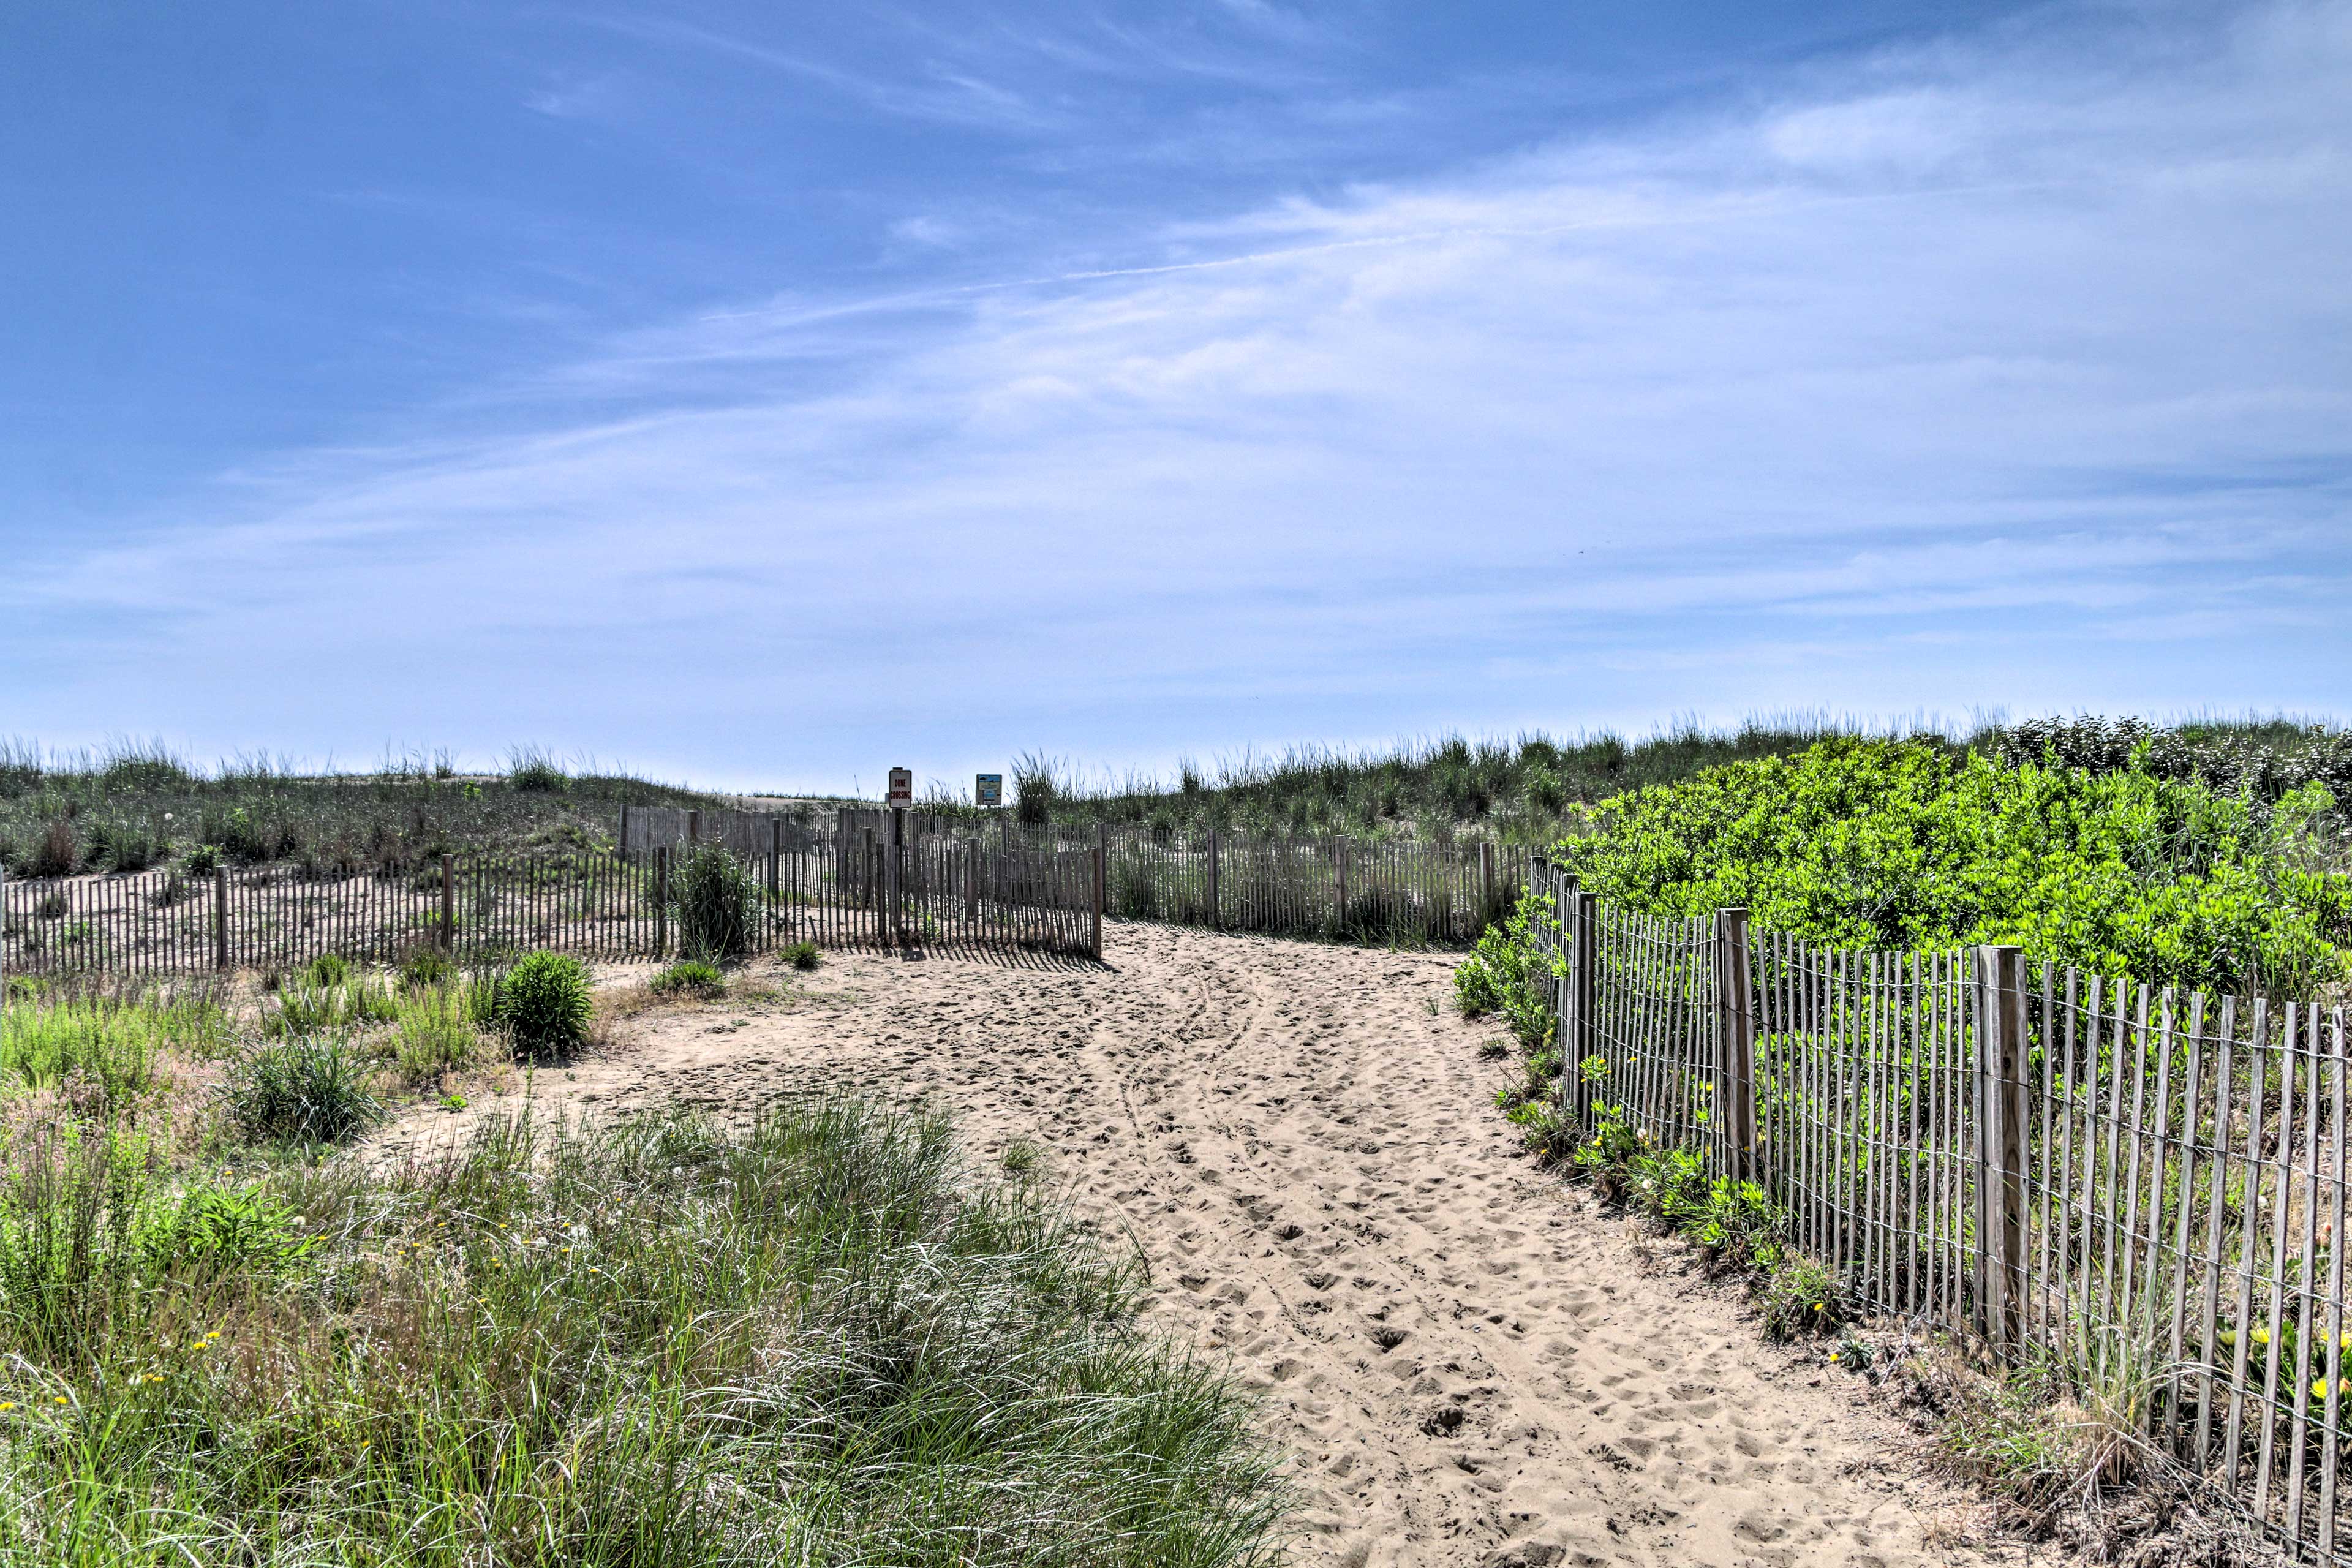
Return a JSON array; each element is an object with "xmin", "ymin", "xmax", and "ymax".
[
  {"xmin": 0, "ymin": 807, "xmax": 1520, "ymax": 977},
  {"xmin": 625, "ymin": 806, "xmax": 1517, "ymax": 946},
  {"xmin": 1525, "ymin": 860, "xmax": 2352, "ymax": 1561},
  {"xmin": 0, "ymin": 812, "xmax": 1103, "ymax": 973}
]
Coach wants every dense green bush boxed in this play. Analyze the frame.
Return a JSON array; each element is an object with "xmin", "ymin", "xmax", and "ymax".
[
  {"xmin": 1552, "ymin": 738, "xmax": 2349, "ymax": 996},
  {"xmin": 497, "ymin": 949, "xmax": 594, "ymax": 1055},
  {"xmin": 782, "ymin": 939, "xmax": 821, "ymax": 971}
]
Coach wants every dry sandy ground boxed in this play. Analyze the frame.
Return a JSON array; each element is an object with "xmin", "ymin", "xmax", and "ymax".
[{"xmin": 387, "ymin": 923, "xmax": 2022, "ymax": 1568}]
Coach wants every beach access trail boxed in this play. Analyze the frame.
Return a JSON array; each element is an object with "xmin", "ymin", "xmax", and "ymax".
[{"xmin": 392, "ymin": 923, "xmax": 2007, "ymax": 1567}]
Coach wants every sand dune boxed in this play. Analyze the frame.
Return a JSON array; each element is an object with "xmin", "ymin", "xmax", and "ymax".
[{"xmin": 389, "ymin": 922, "xmax": 2011, "ymax": 1567}]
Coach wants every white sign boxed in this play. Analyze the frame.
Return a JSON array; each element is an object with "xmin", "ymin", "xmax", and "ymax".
[{"xmin": 887, "ymin": 767, "xmax": 914, "ymax": 807}]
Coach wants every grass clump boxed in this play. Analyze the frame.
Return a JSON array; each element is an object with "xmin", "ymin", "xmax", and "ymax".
[
  {"xmin": 673, "ymin": 842, "xmax": 758, "ymax": 962},
  {"xmin": 496, "ymin": 949, "xmax": 593, "ymax": 1056},
  {"xmin": 507, "ymin": 744, "xmax": 569, "ymax": 793},
  {"xmin": 219, "ymin": 1034, "xmax": 385, "ymax": 1144},
  {"xmin": 782, "ymin": 938, "xmax": 821, "ymax": 971},
  {"xmin": 390, "ymin": 983, "xmax": 479, "ymax": 1082},
  {"xmin": 0, "ymin": 1101, "xmax": 1291, "ymax": 1565},
  {"xmin": 0, "ymin": 985, "xmax": 228, "ymax": 1103},
  {"xmin": 261, "ymin": 968, "xmax": 398, "ymax": 1037},
  {"xmin": 650, "ymin": 959, "xmax": 726, "ymax": 1000}
]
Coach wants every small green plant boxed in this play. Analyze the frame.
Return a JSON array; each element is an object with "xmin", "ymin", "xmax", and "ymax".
[
  {"xmin": 222, "ymin": 1035, "xmax": 386, "ymax": 1144},
  {"xmin": 1758, "ymin": 1253, "xmax": 1847, "ymax": 1341},
  {"xmin": 497, "ymin": 950, "xmax": 594, "ymax": 1056},
  {"xmin": 1689, "ymin": 1177, "xmax": 1784, "ymax": 1273},
  {"xmin": 398, "ymin": 941, "xmax": 454, "ymax": 989},
  {"xmin": 181, "ymin": 842, "xmax": 222, "ymax": 876},
  {"xmin": 1628, "ymin": 1145, "xmax": 1709, "ymax": 1226},
  {"xmin": 1001, "ymin": 1138, "xmax": 1041, "ymax": 1174},
  {"xmin": 1502, "ymin": 1098, "xmax": 1577, "ymax": 1163},
  {"xmin": 650, "ymin": 959, "xmax": 726, "ymax": 1000},
  {"xmin": 156, "ymin": 1185, "xmax": 321, "ymax": 1278},
  {"xmin": 306, "ymin": 952, "xmax": 350, "ymax": 988},
  {"xmin": 782, "ymin": 939, "xmax": 821, "ymax": 971},
  {"xmin": 1570, "ymin": 1103, "xmax": 1646, "ymax": 1201},
  {"xmin": 392, "ymin": 984, "xmax": 478, "ymax": 1082}
]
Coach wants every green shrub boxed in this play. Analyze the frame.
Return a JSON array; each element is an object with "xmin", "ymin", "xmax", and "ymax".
[
  {"xmin": 222, "ymin": 1035, "xmax": 385, "ymax": 1144},
  {"xmin": 650, "ymin": 959, "xmax": 726, "ymax": 999},
  {"xmin": 181, "ymin": 842, "xmax": 222, "ymax": 876},
  {"xmin": 306, "ymin": 952, "xmax": 350, "ymax": 987},
  {"xmin": 782, "ymin": 939, "xmax": 821, "ymax": 971},
  {"xmin": 1501, "ymin": 1097, "xmax": 1577, "ymax": 1163},
  {"xmin": 673, "ymin": 843, "xmax": 758, "ymax": 961},
  {"xmin": 1452, "ymin": 888, "xmax": 1556, "ymax": 1048},
  {"xmin": 1552, "ymin": 737, "xmax": 2350, "ymax": 996},
  {"xmin": 497, "ymin": 950, "xmax": 594, "ymax": 1055}
]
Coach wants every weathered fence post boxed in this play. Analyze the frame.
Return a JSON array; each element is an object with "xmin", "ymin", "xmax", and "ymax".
[
  {"xmin": 209, "ymin": 867, "xmax": 228, "ymax": 971},
  {"xmin": 439, "ymin": 854, "xmax": 455, "ymax": 952},
  {"xmin": 1479, "ymin": 841, "xmax": 1496, "ymax": 927},
  {"xmin": 1972, "ymin": 944, "xmax": 2030, "ymax": 1351},
  {"xmin": 966, "ymin": 839, "xmax": 981, "ymax": 924},
  {"xmin": 688, "ymin": 809, "xmax": 701, "ymax": 844},
  {"xmin": 768, "ymin": 819, "xmax": 782, "ymax": 902},
  {"xmin": 1335, "ymin": 838, "xmax": 1350, "ymax": 932},
  {"xmin": 1567, "ymin": 889, "xmax": 1598, "ymax": 1123},
  {"xmin": 617, "ymin": 805, "xmax": 630, "ymax": 864},
  {"xmin": 1715, "ymin": 908, "xmax": 1758, "ymax": 1180},
  {"xmin": 654, "ymin": 846, "xmax": 669, "ymax": 958},
  {"xmin": 1207, "ymin": 830, "xmax": 1221, "ymax": 930},
  {"xmin": 1091, "ymin": 823, "xmax": 1107, "ymax": 959},
  {"xmin": 888, "ymin": 808, "xmax": 907, "ymax": 947}
]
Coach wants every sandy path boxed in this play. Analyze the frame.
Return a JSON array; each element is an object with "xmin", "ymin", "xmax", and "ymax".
[{"xmin": 393, "ymin": 924, "xmax": 2003, "ymax": 1568}]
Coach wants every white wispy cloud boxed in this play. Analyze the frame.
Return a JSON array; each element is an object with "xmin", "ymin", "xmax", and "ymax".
[{"xmin": 9, "ymin": 0, "xmax": 2348, "ymax": 783}]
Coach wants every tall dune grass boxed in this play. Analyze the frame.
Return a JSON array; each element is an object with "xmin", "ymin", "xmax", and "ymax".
[{"xmin": 0, "ymin": 1101, "xmax": 1289, "ymax": 1566}]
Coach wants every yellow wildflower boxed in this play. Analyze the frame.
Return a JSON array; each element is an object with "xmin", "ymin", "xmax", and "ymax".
[{"xmin": 0, "ymin": 1402, "xmax": 16, "ymax": 1412}]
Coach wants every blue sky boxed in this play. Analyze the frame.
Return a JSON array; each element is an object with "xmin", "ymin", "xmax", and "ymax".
[{"xmin": 4, "ymin": 0, "xmax": 2347, "ymax": 795}]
